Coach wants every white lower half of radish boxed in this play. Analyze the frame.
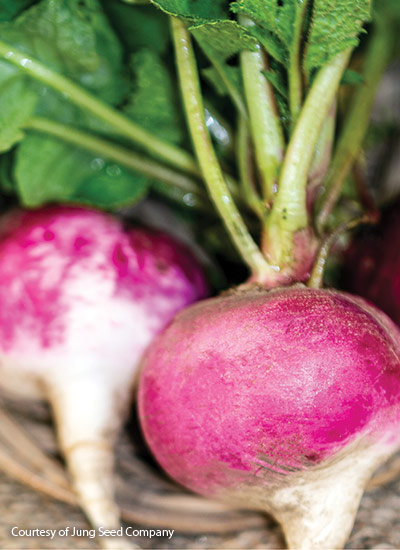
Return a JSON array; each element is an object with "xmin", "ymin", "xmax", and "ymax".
[
  {"xmin": 0, "ymin": 206, "xmax": 208, "ymax": 548},
  {"xmin": 0, "ymin": 271, "xmax": 183, "ymax": 536},
  {"xmin": 218, "ymin": 437, "xmax": 398, "ymax": 549}
]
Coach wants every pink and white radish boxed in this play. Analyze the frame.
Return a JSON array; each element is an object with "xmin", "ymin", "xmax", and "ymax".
[
  {"xmin": 138, "ymin": 285, "xmax": 400, "ymax": 550},
  {"xmin": 0, "ymin": 205, "xmax": 207, "ymax": 543}
]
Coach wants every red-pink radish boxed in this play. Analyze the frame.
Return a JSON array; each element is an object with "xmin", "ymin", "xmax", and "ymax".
[
  {"xmin": 343, "ymin": 204, "xmax": 400, "ymax": 326},
  {"xmin": 0, "ymin": 205, "xmax": 207, "ymax": 545},
  {"xmin": 138, "ymin": 286, "xmax": 400, "ymax": 550}
]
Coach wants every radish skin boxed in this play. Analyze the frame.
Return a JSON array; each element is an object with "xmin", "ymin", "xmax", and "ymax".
[
  {"xmin": 138, "ymin": 286, "xmax": 400, "ymax": 549},
  {"xmin": 0, "ymin": 206, "xmax": 207, "ymax": 546}
]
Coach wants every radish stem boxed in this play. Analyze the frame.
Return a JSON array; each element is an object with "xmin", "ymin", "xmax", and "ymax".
[
  {"xmin": 316, "ymin": 20, "xmax": 393, "ymax": 231},
  {"xmin": 171, "ymin": 17, "xmax": 274, "ymax": 281},
  {"xmin": 265, "ymin": 48, "xmax": 351, "ymax": 267},
  {"xmin": 308, "ymin": 214, "xmax": 374, "ymax": 288},
  {"xmin": 0, "ymin": 40, "xmax": 199, "ymax": 177},
  {"xmin": 240, "ymin": 16, "xmax": 284, "ymax": 204}
]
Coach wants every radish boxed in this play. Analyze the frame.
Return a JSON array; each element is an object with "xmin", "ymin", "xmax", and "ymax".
[
  {"xmin": 343, "ymin": 204, "xmax": 400, "ymax": 325},
  {"xmin": 135, "ymin": 8, "xmax": 399, "ymax": 549},
  {"xmin": 0, "ymin": 205, "xmax": 207, "ymax": 543},
  {"xmin": 138, "ymin": 285, "xmax": 400, "ymax": 549}
]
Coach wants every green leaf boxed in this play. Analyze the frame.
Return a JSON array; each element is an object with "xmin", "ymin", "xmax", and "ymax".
[
  {"xmin": 190, "ymin": 20, "xmax": 256, "ymax": 103},
  {"xmin": 262, "ymin": 69, "xmax": 287, "ymax": 98},
  {"xmin": 73, "ymin": 165, "xmax": 149, "ymax": 208},
  {"xmin": 0, "ymin": 0, "xmax": 128, "ymax": 147},
  {"xmin": 246, "ymin": 24, "xmax": 286, "ymax": 65},
  {"xmin": 190, "ymin": 20, "xmax": 257, "ymax": 61},
  {"xmin": 232, "ymin": 0, "xmax": 296, "ymax": 47},
  {"xmin": 231, "ymin": 0, "xmax": 300, "ymax": 65},
  {"xmin": 100, "ymin": 2, "xmax": 171, "ymax": 54},
  {"xmin": 304, "ymin": 0, "xmax": 371, "ymax": 75},
  {"xmin": 0, "ymin": 0, "xmax": 33, "ymax": 22},
  {"xmin": 14, "ymin": 134, "xmax": 150, "ymax": 209},
  {"xmin": 0, "ymin": 74, "xmax": 37, "ymax": 152},
  {"xmin": 124, "ymin": 49, "xmax": 184, "ymax": 145},
  {"xmin": 274, "ymin": 92, "xmax": 290, "ymax": 134},
  {"xmin": 341, "ymin": 69, "xmax": 365, "ymax": 85},
  {"xmin": 0, "ymin": 0, "xmax": 127, "ymax": 105},
  {"xmin": 149, "ymin": 0, "xmax": 228, "ymax": 21}
]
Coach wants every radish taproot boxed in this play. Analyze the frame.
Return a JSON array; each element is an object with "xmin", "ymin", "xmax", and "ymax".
[
  {"xmin": 138, "ymin": 285, "xmax": 400, "ymax": 550},
  {"xmin": 343, "ymin": 203, "xmax": 400, "ymax": 325},
  {"xmin": 0, "ymin": 205, "xmax": 207, "ymax": 542}
]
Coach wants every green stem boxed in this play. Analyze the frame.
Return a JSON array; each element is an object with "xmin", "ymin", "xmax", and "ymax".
[
  {"xmin": 307, "ymin": 214, "xmax": 375, "ymax": 289},
  {"xmin": 265, "ymin": 48, "xmax": 351, "ymax": 267},
  {"xmin": 316, "ymin": 21, "xmax": 393, "ymax": 231},
  {"xmin": 0, "ymin": 40, "xmax": 199, "ymax": 177},
  {"xmin": 26, "ymin": 116, "xmax": 206, "ymax": 199},
  {"xmin": 306, "ymin": 235, "xmax": 334, "ymax": 289},
  {"xmin": 239, "ymin": 17, "xmax": 284, "ymax": 204},
  {"xmin": 237, "ymin": 115, "xmax": 265, "ymax": 219},
  {"xmin": 171, "ymin": 17, "xmax": 273, "ymax": 281},
  {"xmin": 288, "ymin": 1, "xmax": 309, "ymax": 129}
]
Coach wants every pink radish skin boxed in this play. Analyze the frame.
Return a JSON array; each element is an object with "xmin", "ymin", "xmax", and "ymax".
[
  {"xmin": 0, "ymin": 205, "xmax": 207, "ymax": 547},
  {"xmin": 138, "ymin": 286, "xmax": 400, "ymax": 549}
]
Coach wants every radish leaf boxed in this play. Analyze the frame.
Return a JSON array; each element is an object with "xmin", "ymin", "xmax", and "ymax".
[
  {"xmin": 190, "ymin": 20, "xmax": 256, "ymax": 101},
  {"xmin": 304, "ymin": 0, "xmax": 371, "ymax": 76},
  {"xmin": 149, "ymin": 0, "xmax": 228, "ymax": 21},
  {"xmin": 124, "ymin": 49, "xmax": 184, "ymax": 145},
  {"xmin": 230, "ymin": 0, "xmax": 301, "ymax": 65},
  {"xmin": 14, "ymin": 134, "xmax": 149, "ymax": 208},
  {"xmin": 0, "ymin": 0, "xmax": 33, "ymax": 21},
  {"xmin": 190, "ymin": 20, "xmax": 257, "ymax": 61},
  {"xmin": 0, "ymin": 0, "xmax": 126, "ymax": 104},
  {"xmin": 100, "ymin": 2, "xmax": 171, "ymax": 55},
  {"xmin": 0, "ymin": 73, "xmax": 36, "ymax": 152}
]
